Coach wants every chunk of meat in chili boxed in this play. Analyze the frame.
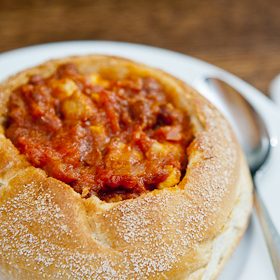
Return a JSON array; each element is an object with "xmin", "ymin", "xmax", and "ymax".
[{"xmin": 5, "ymin": 63, "xmax": 192, "ymax": 201}]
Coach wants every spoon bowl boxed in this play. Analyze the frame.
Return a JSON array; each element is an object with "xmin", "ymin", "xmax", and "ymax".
[{"xmin": 205, "ymin": 78, "xmax": 270, "ymax": 174}]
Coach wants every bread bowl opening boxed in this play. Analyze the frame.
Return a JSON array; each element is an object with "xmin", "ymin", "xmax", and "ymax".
[{"xmin": 5, "ymin": 63, "xmax": 193, "ymax": 202}]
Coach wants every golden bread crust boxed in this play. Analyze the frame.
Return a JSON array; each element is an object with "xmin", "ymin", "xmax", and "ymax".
[{"xmin": 0, "ymin": 56, "xmax": 253, "ymax": 279}]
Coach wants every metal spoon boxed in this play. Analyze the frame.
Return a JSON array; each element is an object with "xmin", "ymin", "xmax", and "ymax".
[
  {"xmin": 270, "ymin": 74, "xmax": 280, "ymax": 106},
  {"xmin": 205, "ymin": 78, "xmax": 280, "ymax": 279}
]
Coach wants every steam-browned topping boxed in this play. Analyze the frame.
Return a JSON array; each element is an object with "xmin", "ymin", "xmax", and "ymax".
[{"xmin": 5, "ymin": 64, "xmax": 192, "ymax": 200}]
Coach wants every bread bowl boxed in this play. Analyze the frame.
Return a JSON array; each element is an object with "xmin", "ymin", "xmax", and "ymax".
[{"xmin": 0, "ymin": 55, "xmax": 253, "ymax": 279}]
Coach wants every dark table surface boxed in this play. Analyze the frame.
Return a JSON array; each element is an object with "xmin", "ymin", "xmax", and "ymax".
[{"xmin": 0, "ymin": 0, "xmax": 280, "ymax": 95}]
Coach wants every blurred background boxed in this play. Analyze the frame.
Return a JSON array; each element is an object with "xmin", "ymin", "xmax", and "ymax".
[{"xmin": 0, "ymin": 0, "xmax": 279, "ymax": 94}]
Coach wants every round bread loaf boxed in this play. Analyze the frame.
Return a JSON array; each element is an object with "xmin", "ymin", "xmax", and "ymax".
[{"xmin": 0, "ymin": 56, "xmax": 252, "ymax": 280}]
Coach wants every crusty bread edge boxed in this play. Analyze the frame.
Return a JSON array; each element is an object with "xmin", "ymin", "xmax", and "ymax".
[
  {"xmin": 0, "ymin": 55, "xmax": 253, "ymax": 280},
  {"xmin": 190, "ymin": 153, "xmax": 253, "ymax": 280}
]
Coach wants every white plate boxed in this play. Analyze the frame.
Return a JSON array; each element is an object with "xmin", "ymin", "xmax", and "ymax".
[{"xmin": 0, "ymin": 41, "xmax": 279, "ymax": 280}]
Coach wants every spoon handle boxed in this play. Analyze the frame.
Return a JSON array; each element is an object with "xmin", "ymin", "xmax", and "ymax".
[{"xmin": 254, "ymin": 183, "xmax": 280, "ymax": 279}]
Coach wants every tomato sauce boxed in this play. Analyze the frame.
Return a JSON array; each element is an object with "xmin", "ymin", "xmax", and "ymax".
[{"xmin": 6, "ymin": 63, "xmax": 192, "ymax": 201}]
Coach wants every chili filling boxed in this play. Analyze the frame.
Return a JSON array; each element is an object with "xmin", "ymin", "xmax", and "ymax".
[{"xmin": 5, "ymin": 63, "xmax": 193, "ymax": 201}]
